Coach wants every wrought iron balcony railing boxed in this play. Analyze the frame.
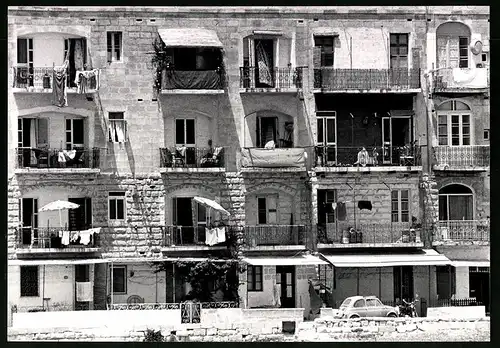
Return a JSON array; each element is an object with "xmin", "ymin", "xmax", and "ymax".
[
  {"xmin": 313, "ymin": 68, "xmax": 421, "ymax": 90},
  {"xmin": 161, "ymin": 68, "xmax": 225, "ymax": 90},
  {"xmin": 162, "ymin": 225, "xmax": 230, "ymax": 247},
  {"xmin": 240, "ymin": 66, "xmax": 305, "ymax": 89},
  {"xmin": 433, "ymin": 67, "xmax": 489, "ymax": 91},
  {"xmin": 16, "ymin": 147, "xmax": 101, "ymax": 169},
  {"xmin": 434, "ymin": 145, "xmax": 489, "ymax": 168},
  {"xmin": 16, "ymin": 227, "xmax": 97, "ymax": 249},
  {"xmin": 315, "ymin": 145, "xmax": 422, "ymax": 168},
  {"xmin": 435, "ymin": 220, "xmax": 490, "ymax": 242},
  {"xmin": 317, "ymin": 222, "xmax": 421, "ymax": 245},
  {"xmin": 160, "ymin": 146, "xmax": 226, "ymax": 169},
  {"xmin": 243, "ymin": 225, "xmax": 308, "ymax": 247}
]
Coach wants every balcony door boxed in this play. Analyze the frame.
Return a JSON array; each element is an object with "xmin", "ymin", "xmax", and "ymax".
[
  {"xmin": 64, "ymin": 38, "xmax": 87, "ymax": 88},
  {"xmin": 16, "ymin": 38, "xmax": 34, "ymax": 87},
  {"xmin": 276, "ymin": 266, "xmax": 296, "ymax": 308},
  {"xmin": 173, "ymin": 198, "xmax": 207, "ymax": 245},
  {"xmin": 68, "ymin": 198, "xmax": 92, "ymax": 231},
  {"xmin": 20, "ymin": 198, "xmax": 38, "ymax": 246},
  {"xmin": 257, "ymin": 116, "xmax": 278, "ymax": 148},
  {"xmin": 316, "ymin": 112, "xmax": 337, "ymax": 165},
  {"xmin": 437, "ymin": 100, "xmax": 472, "ymax": 146},
  {"xmin": 381, "ymin": 116, "xmax": 412, "ymax": 164},
  {"xmin": 65, "ymin": 118, "xmax": 85, "ymax": 150},
  {"xmin": 18, "ymin": 118, "xmax": 49, "ymax": 167},
  {"xmin": 438, "ymin": 184, "xmax": 474, "ymax": 221},
  {"xmin": 175, "ymin": 119, "xmax": 196, "ymax": 165}
]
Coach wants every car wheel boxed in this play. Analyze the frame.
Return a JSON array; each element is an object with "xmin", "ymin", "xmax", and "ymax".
[
  {"xmin": 349, "ymin": 314, "xmax": 360, "ymax": 319},
  {"xmin": 388, "ymin": 313, "xmax": 397, "ymax": 318}
]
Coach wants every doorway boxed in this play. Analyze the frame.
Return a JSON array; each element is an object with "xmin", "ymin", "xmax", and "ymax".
[
  {"xmin": 469, "ymin": 268, "xmax": 490, "ymax": 312},
  {"xmin": 68, "ymin": 198, "xmax": 92, "ymax": 231},
  {"xmin": 276, "ymin": 266, "xmax": 296, "ymax": 308},
  {"xmin": 21, "ymin": 198, "xmax": 38, "ymax": 246},
  {"xmin": 394, "ymin": 266, "xmax": 414, "ymax": 303},
  {"xmin": 75, "ymin": 264, "xmax": 90, "ymax": 310},
  {"xmin": 382, "ymin": 116, "xmax": 412, "ymax": 164},
  {"xmin": 64, "ymin": 38, "xmax": 87, "ymax": 88},
  {"xmin": 173, "ymin": 197, "xmax": 194, "ymax": 244},
  {"xmin": 257, "ymin": 116, "xmax": 278, "ymax": 147},
  {"xmin": 255, "ymin": 39, "xmax": 274, "ymax": 87}
]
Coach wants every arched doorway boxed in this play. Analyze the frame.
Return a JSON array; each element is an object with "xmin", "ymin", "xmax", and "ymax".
[{"xmin": 438, "ymin": 183, "xmax": 474, "ymax": 221}]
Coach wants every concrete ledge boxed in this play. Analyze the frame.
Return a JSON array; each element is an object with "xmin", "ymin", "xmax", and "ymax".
[
  {"xmin": 161, "ymin": 89, "xmax": 225, "ymax": 94},
  {"xmin": 240, "ymin": 88, "xmax": 301, "ymax": 94},
  {"xmin": 15, "ymin": 168, "xmax": 101, "ymax": 175},
  {"xmin": 315, "ymin": 166, "xmax": 422, "ymax": 173},
  {"xmin": 313, "ymin": 88, "xmax": 421, "ymax": 94},
  {"xmin": 159, "ymin": 167, "xmax": 226, "ymax": 173},
  {"xmin": 161, "ymin": 245, "xmax": 226, "ymax": 252},
  {"xmin": 242, "ymin": 245, "xmax": 306, "ymax": 251},
  {"xmin": 433, "ymin": 165, "xmax": 488, "ymax": 172},
  {"xmin": 317, "ymin": 242, "xmax": 423, "ymax": 249},
  {"xmin": 12, "ymin": 87, "xmax": 82, "ymax": 94},
  {"xmin": 432, "ymin": 240, "xmax": 490, "ymax": 247},
  {"xmin": 16, "ymin": 247, "xmax": 100, "ymax": 254},
  {"xmin": 241, "ymin": 167, "xmax": 306, "ymax": 173}
]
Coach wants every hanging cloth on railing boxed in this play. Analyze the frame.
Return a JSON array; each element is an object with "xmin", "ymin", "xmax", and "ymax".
[
  {"xmin": 256, "ymin": 41, "xmax": 273, "ymax": 86},
  {"xmin": 53, "ymin": 60, "xmax": 69, "ymax": 107}
]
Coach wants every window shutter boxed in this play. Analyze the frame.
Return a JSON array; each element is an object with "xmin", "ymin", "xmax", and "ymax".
[
  {"xmin": 37, "ymin": 119, "xmax": 49, "ymax": 148},
  {"xmin": 448, "ymin": 37, "xmax": 460, "ymax": 68},
  {"xmin": 85, "ymin": 198, "xmax": 92, "ymax": 228},
  {"xmin": 412, "ymin": 47, "xmax": 420, "ymax": 70},
  {"xmin": 17, "ymin": 38, "xmax": 28, "ymax": 64},
  {"xmin": 267, "ymin": 195, "xmax": 278, "ymax": 224},
  {"xmin": 172, "ymin": 198, "xmax": 177, "ymax": 225},
  {"xmin": 313, "ymin": 46, "xmax": 322, "ymax": 68},
  {"xmin": 436, "ymin": 36, "xmax": 449, "ymax": 69}
]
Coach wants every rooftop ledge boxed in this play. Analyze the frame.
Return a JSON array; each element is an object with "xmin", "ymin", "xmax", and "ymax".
[
  {"xmin": 16, "ymin": 247, "xmax": 100, "ymax": 254},
  {"xmin": 15, "ymin": 168, "xmax": 101, "ymax": 175},
  {"xmin": 160, "ymin": 89, "xmax": 224, "ymax": 95},
  {"xmin": 315, "ymin": 166, "xmax": 422, "ymax": 173},
  {"xmin": 313, "ymin": 88, "xmax": 421, "ymax": 94},
  {"xmin": 159, "ymin": 167, "xmax": 226, "ymax": 173},
  {"xmin": 317, "ymin": 242, "xmax": 424, "ymax": 249}
]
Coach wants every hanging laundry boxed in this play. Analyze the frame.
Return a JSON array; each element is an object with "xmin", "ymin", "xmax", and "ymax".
[
  {"xmin": 53, "ymin": 60, "xmax": 69, "ymax": 107},
  {"xmin": 75, "ymin": 69, "xmax": 100, "ymax": 93},
  {"xmin": 337, "ymin": 202, "xmax": 347, "ymax": 221},
  {"xmin": 273, "ymin": 282, "xmax": 281, "ymax": 307},
  {"xmin": 216, "ymin": 226, "xmax": 226, "ymax": 244},
  {"xmin": 70, "ymin": 231, "xmax": 81, "ymax": 244},
  {"xmin": 256, "ymin": 41, "xmax": 273, "ymax": 86},
  {"xmin": 80, "ymin": 231, "xmax": 92, "ymax": 245},
  {"xmin": 331, "ymin": 202, "xmax": 337, "ymax": 211},
  {"xmin": 205, "ymin": 228, "xmax": 217, "ymax": 246},
  {"xmin": 73, "ymin": 39, "xmax": 84, "ymax": 71},
  {"xmin": 358, "ymin": 200, "xmax": 373, "ymax": 211},
  {"xmin": 61, "ymin": 231, "xmax": 70, "ymax": 246}
]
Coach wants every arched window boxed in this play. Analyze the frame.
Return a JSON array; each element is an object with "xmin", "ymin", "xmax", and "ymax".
[
  {"xmin": 438, "ymin": 184, "xmax": 474, "ymax": 221},
  {"xmin": 436, "ymin": 22, "xmax": 471, "ymax": 69},
  {"xmin": 437, "ymin": 100, "xmax": 472, "ymax": 146}
]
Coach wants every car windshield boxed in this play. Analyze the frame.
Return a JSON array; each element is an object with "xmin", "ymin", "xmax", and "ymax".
[{"xmin": 340, "ymin": 298, "xmax": 352, "ymax": 308}]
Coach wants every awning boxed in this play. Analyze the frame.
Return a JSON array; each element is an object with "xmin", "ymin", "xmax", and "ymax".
[
  {"xmin": 452, "ymin": 261, "xmax": 490, "ymax": 267},
  {"xmin": 8, "ymin": 259, "xmax": 109, "ymax": 266},
  {"xmin": 320, "ymin": 249, "xmax": 451, "ymax": 268},
  {"xmin": 242, "ymin": 254, "xmax": 328, "ymax": 266},
  {"xmin": 108, "ymin": 257, "xmax": 238, "ymax": 264},
  {"xmin": 158, "ymin": 28, "xmax": 223, "ymax": 48},
  {"xmin": 193, "ymin": 197, "xmax": 230, "ymax": 216},
  {"xmin": 435, "ymin": 245, "xmax": 489, "ymax": 268}
]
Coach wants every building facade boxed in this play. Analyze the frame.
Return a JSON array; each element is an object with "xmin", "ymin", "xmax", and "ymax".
[{"xmin": 7, "ymin": 6, "xmax": 489, "ymax": 319}]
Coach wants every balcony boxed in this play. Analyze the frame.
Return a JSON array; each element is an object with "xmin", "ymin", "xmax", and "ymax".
[
  {"xmin": 433, "ymin": 145, "xmax": 489, "ymax": 171},
  {"xmin": 315, "ymin": 145, "xmax": 422, "ymax": 172},
  {"xmin": 317, "ymin": 222, "xmax": 423, "ymax": 248},
  {"xmin": 240, "ymin": 147, "xmax": 314, "ymax": 172},
  {"xmin": 313, "ymin": 68, "xmax": 421, "ymax": 92},
  {"xmin": 16, "ymin": 227, "xmax": 100, "ymax": 255},
  {"xmin": 12, "ymin": 66, "xmax": 100, "ymax": 94},
  {"xmin": 159, "ymin": 146, "xmax": 226, "ymax": 172},
  {"xmin": 433, "ymin": 67, "xmax": 489, "ymax": 93},
  {"xmin": 239, "ymin": 66, "xmax": 305, "ymax": 92},
  {"xmin": 161, "ymin": 68, "xmax": 225, "ymax": 94},
  {"xmin": 435, "ymin": 220, "xmax": 490, "ymax": 244},
  {"xmin": 243, "ymin": 225, "xmax": 308, "ymax": 250},
  {"xmin": 162, "ymin": 225, "xmax": 229, "ymax": 250},
  {"xmin": 16, "ymin": 147, "xmax": 101, "ymax": 172}
]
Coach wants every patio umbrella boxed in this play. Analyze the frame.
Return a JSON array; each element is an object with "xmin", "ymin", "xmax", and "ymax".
[
  {"xmin": 193, "ymin": 197, "xmax": 230, "ymax": 216},
  {"xmin": 39, "ymin": 200, "xmax": 80, "ymax": 228}
]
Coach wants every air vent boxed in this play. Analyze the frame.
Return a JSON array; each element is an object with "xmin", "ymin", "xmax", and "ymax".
[
  {"xmin": 137, "ymin": 98, "xmax": 143, "ymax": 102},
  {"xmin": 136, "ymin": 18, "xmax": 143, "ymax": 22},
  {"xmin": 150, "ymin": 19, "xmax": 156, "ymax": 22},
  {"xmin": 152, "ymin": 98, "xmax": 158, "ymax": 102},
  {"xmin": 407, "ymin": 18, "xmax": 413, "ymax": 21},
  {"xmin": 90, "ymin": 18, "xmax": 96, "ymax": 22}
]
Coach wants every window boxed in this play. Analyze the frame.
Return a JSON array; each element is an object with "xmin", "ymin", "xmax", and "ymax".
[
  {"xmin": 438, "ymin": 184, "xmax": 473, "ymax": 221},
  {"xmin": 437, "ymin": 21, "xmax": 470, "ymax": 69},
  {"xmin": 437, "ymin": 100, "xmax": 472, "ymax": 146},
  {"xmin": 484, "ymin": 129, "xmax": 489, "ymax": 141},
  {"xmin": 20, "ymin": 266, "xmax": 39, "ymax": 297},
  {"xmin": 17, "ymin": 38, "xmax": 33, "ymax": 65},
  {"xmin": 247, "ymin": 265, "xmax": 263, "ymax": 291},
  {"xmin": 107, "ymin": 32, "xmax": 122, "ymax": 62},
  {"xmin": 354, "ymin": 299, "xmax": 365, "ymax": 308},
  {"xmin": 175, "ymin": 119, "xmax": 195, "ymax": 146},
  {"xmin": 112, "ymin": 266, "xmax": 127, "ymax": 294},
  {"xmin": 316, "ymin": 111, "xmax": 337, "ymax": 164},
  {"xmin": 109, "ymin": 192, "xmax": 126, "ymax": 220},
  {"xmin": 257, "ymin": 195, "xmax": 278, "ymax": 224},
  {"xmin": 390, "ymin": 34, "xmax": 409, "ymax": 69},
  {"xmin": 65, "ymin": 118, "xmax": 85, "ymax": 150},
  {"xmin": 318, "ymin": 189, "xmax": 336, "ymax": 224},
  {"xmin": 391, "ymin": 190, "xmax": 409, "ymax": 223},
  {"xmin": 314, "ymin": 36, "xmax": 335, "ymax": 67},
  {"xmin": 108, "ymin": 112, "xmax": 127, "ymax": 143},
  {"xmin": 366, "ymin": 298, "xmax": 380, "ymax": 307}
]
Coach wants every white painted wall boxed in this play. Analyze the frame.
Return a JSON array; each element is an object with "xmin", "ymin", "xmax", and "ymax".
[
  {"xmin": 109, "ymin": 263, "xmax": 167, "ymax": 304},
  {"xmin": 7, "ymin": 264, "xmax": 95, "ymax": 313}
]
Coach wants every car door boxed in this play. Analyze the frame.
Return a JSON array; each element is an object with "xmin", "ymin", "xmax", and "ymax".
[
  {"xmin": 352, "ymin": 298, "xmax": 367, "ymax": 317},
  {"xmin": 365, "ymin": 298, "xmax": 380, "ymax": 317}
]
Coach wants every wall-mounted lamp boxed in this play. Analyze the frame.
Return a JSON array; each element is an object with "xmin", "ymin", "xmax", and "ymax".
[{"xmin": 129, "ymin": 271, "xmax": 135, "ymax": 277}]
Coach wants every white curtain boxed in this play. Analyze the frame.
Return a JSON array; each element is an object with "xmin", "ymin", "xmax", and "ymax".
[
  {"xmin": 29, "ymin": 119, "xmax": 38, "ymax": 164},
  {"xmin": 108, "ymin": 121, "xmax": 126, "ymax": 143}
]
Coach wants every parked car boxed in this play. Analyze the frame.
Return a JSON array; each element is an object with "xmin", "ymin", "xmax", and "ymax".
[{"xmin": 333, "ymin": 296, "xmax": 399, "ymax": 319}]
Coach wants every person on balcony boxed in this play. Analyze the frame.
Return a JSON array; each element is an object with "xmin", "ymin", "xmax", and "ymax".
[{"xmin": 354, "ymin": 147, "xmax": 369, "ymax": 167}]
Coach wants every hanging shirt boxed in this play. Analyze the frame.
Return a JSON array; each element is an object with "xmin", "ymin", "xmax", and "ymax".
[{"xmin": 337, "ymin": 202, "xmax": 347, "ymax": 221}]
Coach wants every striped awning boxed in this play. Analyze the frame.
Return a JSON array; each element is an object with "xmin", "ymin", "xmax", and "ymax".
[{"xmin": 158, "ymin": 28, "xmax": 223, "ymax": 48}]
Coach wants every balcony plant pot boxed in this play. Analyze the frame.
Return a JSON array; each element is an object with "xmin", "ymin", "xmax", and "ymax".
[
  {"xmin": 348, "ymin": 228, "xmax": 356, "ymax": 244},
  {"xmin": 402, "ymin": 230, "xmax": 410, "ymax": 243},
  {"xmin": 342, "ymin": 230, "xmax": 350, "ymax": 244},
  {"xmin": 355, "ymin": 230, "xmax": 363, "ymax": 243}
]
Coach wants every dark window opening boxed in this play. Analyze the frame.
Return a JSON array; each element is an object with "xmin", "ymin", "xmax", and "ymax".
[
  {"xmin": 21, "ymin": 266, "xmax": 39, "ymax": 297},
  {"xmin": 314, "ymin": 36, "xmax": 335, "ymax": 67},
  {"xmin": 166, "ymin": 47, "xmax": 222, "ymax": 71},
  {"xmin": 112, "ymin": 266, "xmax": 127, "ymax": 294},
  {"xmin": 247, "ymin": 265, "xmax": 263, "ymax": 291}
]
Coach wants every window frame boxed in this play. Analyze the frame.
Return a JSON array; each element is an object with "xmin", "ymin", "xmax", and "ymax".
[
  {"xmin": 437, "ymin": 113, "xmax": 473, "ymax": 146},
  {"xmin": 389, "ymin": 33, "xmax": 409, "ymax": 69},
  {"xmin": 108, "ymin": 192, "xmax": 126, "ymax": 221},
  {"xmin": 257, "ymin": 194, "xmax": 278, "ymax": 225},
  {"xmin": 247, "ymin": 265, "xmax": 263, "ymax": 292},
  {"xmin": 112, "ymin": 265, "xmax": 127, "ymax": 294},
  {"xmin": 438, "ymin": 192, "xmax": 474, "ymax": 221},
  {"xmin": 391, "ymin": 189, "xmax": 410, "ymax": 223},
  {"xmin": 107, "ymin": 31, "xmax": 123, "ymax": 63},
  {"xmin": 108, "ymin": 112, "xmax": 128, "ymax": 143},
  {"xmin": 437, "ymin": 35, "xmax": 469, "ymax": 69},
  {"xmin": 65, "ymin": 117, "xmax": 85, "ymax": 150},
  {"xmin": 175, "ymin": 118, "xmax": 196, "ymax": 147},
  {"xmin": 20, "ymin": 265, "xmax": 39, "ymax": 297},
  {"xmin": 314, "ymin": 35, "xmax": 335, "ymax": 67}
]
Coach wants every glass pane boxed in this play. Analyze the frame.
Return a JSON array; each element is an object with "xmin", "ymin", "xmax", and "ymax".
[
  {"xmin": 392, "ymin": 213, "xmax": 399, "ymax": 223},
  {"xmin": 73, "ymin": 119, "xmax": 84, "ymax": 145},
  {"xmin": 459, "ymin": 37, "xmax": 469, "ymax": 46},
  {"xmin": 451, "ymin": 126, "xmax": 459, "ymax": 136},
  {"xmin": 399, "ymin": 34, "xmax": 408, "ymax": 44},
  {"xmin": 451, "ymin": 137, "xmax": 460, "ymax": 146},
  {"xmin": 462, "ymin": 114, "xmax": 470, "ymax": 123},
  {"xmin": 286, "ymin": 272, "xmax": 292, "ymax": 283},
  {"xmin": 438, "ymin": 102, "xmax": 453, "ymax": 111},
  {"xmin": 400, "ymin": 46, "xmax": 408, "ymax": 55},
  {"xmin": 317, "ymin": 119, "xmax": 324, "ymax": 143},
  {"xmin": 326, "ymin": 118, "xmax": 335, "ymax": 143},
  {"xmin": 451, "ymin": 115, "xmax": 459, "ymax": 123},
  {"xmin": 390, "ymin": 46, "xmax": 399, "ymax": 56},
  {"xmin": 117, "ymin": 199, "xmax": 124, "ymax": 219},
  {"xmin": 455, "ymin": 102, "xmax": 470, "ymax": 111},
  {"xmin": 186, "ymin": 119, "xmax": 195, "ymax": 145},
  {"xmin": 401, "ymin": 202, "xmax": 409, "ymax": 211},
  {"xmin": 401, "ymin": 190, "xmax": 409, "ymax": 199},
  {"xmin": 109, "ymin": 199, "xmax": 116, "ymax": 219},
  {"xmin": 439, "ymin": 137, "xmax": 449, "ymax": 146},
  {"xmin": 462, "ymin": 136, "xmax": 470, "ymax": 145},
  {"xmin": 286, "ymin": 285, "xmax": 292, "ymax": 297},
  {"xmin": 197, "ymin": 203, "xmax": 206, "ymax": 223},
  {"xmin": 17, "ymin": 39, "xmax": 28, "ymax": 63},
  {"xmin": 390, "ymin": 35, "xmax": 398, "ymax": 44},
  {"xmin": 438, "ymin": 126, "xmax": 448, "ymax": 137},
  {"xmin": 175, "ymin": 119, "xmax": 185, "ymax": 145},
  {"xmin": 401, "ymin": 213, "xmax": 409, "ymax": 222},
  {"xmin": 66, "ymin": 119, "xmax": 72, "ymax": 130},
  {"xmin": 391, "ymin": 202, "xmax": 399, "ymax": 211},
  {"xmin": 448, "ymin": 195, "xmax": 473, "ymax": 220},
  {"xmin": 462, "ymin": 126, "xmax": 470, "ymax": 135},
  {"xmin": 439, "ymin": 195, "xmax": 448, "ymax": 220},
  {"xmin": 354, "ymin": 300, "xmax": 365, "ymax": 308},
  {"xmin": 391, "ymin": 191, "xmax": 398, "ymax": 199}
]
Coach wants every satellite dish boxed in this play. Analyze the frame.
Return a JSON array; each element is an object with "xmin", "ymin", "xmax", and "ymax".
[{"xmin": 470, "ymin": 41, "xmax": 483, "ymax": 55}]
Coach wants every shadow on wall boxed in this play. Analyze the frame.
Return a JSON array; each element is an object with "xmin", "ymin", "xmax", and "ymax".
[{"xmin": 125, "ymin": 139, "xmax": 136, "ymax": 177}]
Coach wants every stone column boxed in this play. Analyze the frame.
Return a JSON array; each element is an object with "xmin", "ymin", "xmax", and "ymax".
[{"xmin": 420, "ymin": 173, "xmax": 439, "ymax": 248}]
